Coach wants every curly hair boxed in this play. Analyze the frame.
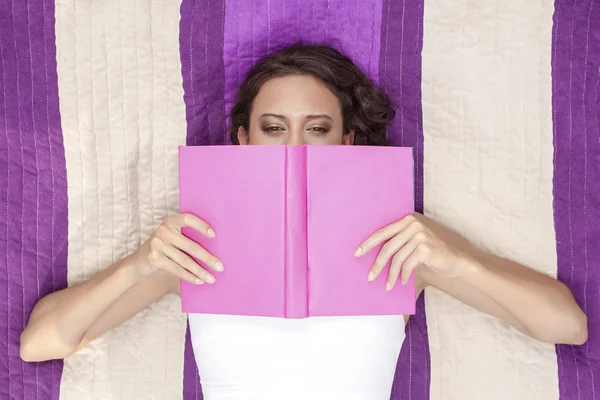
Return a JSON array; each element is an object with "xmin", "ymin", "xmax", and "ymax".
[{"xmin": 228, "ymin": 44, "xmax": 395, "ymax": 146}]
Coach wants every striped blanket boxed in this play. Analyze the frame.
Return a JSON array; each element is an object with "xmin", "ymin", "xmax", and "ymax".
[{"xmin": 0, "ymin": 0, "xmax": 598, "ymax": 399}]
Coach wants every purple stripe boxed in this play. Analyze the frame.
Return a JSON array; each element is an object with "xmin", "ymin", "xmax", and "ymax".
[
  {"xmin": 552, "ymin": 1, "xmax": 600, "ymax": 399},
  {"xmin": 0, "ymin": 0, "xmax": 68, "ymax": 399},
  {"xmin": 379, "ymin": 1, "xmax": 429, "ymax": 399},
  {"xmin": 180, "ymin": 0, "xmax": 227, "ymax": 147},
  {"xmin": 222, "ymin": 0, "xmax": 384, "ymax": 132},
  {"xmin": 179, "ymin": 0, "xmax": 227, "ymax": 398},
  {"xmin": 183, "ymin": 324, "xmax": 202, "ymax": 400},
  {"xmin": 179, "ymin": 0, "xmax": 425, "ymax": 398}
]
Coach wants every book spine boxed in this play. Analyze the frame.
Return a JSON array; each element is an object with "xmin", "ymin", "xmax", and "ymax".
[{"xmin": 284, "ymin": 146, "xmax": 308, "ymax": 318}]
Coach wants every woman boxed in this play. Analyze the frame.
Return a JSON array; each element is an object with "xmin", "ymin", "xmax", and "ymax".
[{"xmin": 20, "ymin": 45, "xmax": 587, "ymax": 399}]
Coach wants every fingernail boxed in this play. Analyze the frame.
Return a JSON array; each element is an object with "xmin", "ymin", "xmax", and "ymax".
[
  {"xmin": 205, "ymin": 274, "xmax": 215, "ymax": 284},
  {"xmin": 367, "ymin": 271, "xmax": 375, "ymax": 281},
  {"xmin": 386, "ymin": 282, "xmax": 392, "ymax": 291},
  {"xmin": 214, "ymin": 261, "xmax": 224, "ymax": 271},
  {"xmin": 194, "ymin": 278, "xmax": 203, "ymax": 285},
  {"xmin": 401, "ymin": 279, "xmax": 407, "ymax": 285},
  {"xmin": 207, "ymin": 228, "xmax": 216, "ymax": 238},
  {"xmin": 354, "ymin": 247, "xmax": 362, "ymax": 257}
]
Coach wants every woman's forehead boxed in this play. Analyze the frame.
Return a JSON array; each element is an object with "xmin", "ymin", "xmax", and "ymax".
[{"xmin": 251, "ymin": 75, "xmax": 342, "ymax": 118}]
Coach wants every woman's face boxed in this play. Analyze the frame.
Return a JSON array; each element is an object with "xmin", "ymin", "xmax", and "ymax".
[{"xmin": 237, "ymin": 75, "xmax": 355, "ymax": 146}]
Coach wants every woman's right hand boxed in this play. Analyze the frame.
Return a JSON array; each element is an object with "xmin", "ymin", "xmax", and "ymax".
[{"xmin": 131, "ymin": 213, "xmax": 223, "ymax": 284}]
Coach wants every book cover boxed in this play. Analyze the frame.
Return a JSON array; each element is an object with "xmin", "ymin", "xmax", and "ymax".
[{"xmin": 179, "ymin": 145, "xmax": 416, "ymax": 317}]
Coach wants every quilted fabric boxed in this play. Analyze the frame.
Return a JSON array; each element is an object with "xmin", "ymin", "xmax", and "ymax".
[
  {"xmin": 0, "ymin": 0, "xmax": 68, "ymax": 399},
  {"xmin": 1, "ymin": 0, "xmax": 598, "ymax": 399},
  {"xmin": 552, "ymin": 1, "xmax": 600, "ymax": 398},
  {"xmin": 54, "ymin": 0, "xmax": 188, "ymax": 398},
  {"xmin": 422, "ymin": 1, "xmax": 559, "ymax": 399}
]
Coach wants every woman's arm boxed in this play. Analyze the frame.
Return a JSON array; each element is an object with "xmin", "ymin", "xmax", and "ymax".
[
  {"xmin": 357, "ymin": 213, "xmax": 587, "ymax": 345},
  {"xmin": 21, "ymin": 213, "xmax": 222, "ymax": 362},
  {"xmin": 20, "ymin": 258, "xmax": 176, "ymax": 362},
  {"xmin": 417, "ymin": 249, "xmax": 587, "ymax": 344}
]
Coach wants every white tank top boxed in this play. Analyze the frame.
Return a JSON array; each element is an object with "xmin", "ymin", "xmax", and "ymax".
[{"xmin": 189, "ymin": 314, "xmax": 406, "ymax": 400}]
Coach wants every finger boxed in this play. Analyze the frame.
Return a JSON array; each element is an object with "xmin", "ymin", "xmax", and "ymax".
[
  {"xmin": 367, "ymin": 235, "xmax": 405, "ymax": 281},
  {"xmin": 399, "ymin": 250, "xmax": 421, "ymax": 287},
  {"xmin": 356, "ymin": 214, "xmax": 417, "ymax": 256},
  {"xmin": 385, "ymin": 239, "xmax": 419, "ymax": 290},
  {"xmin": 368, "ymin": 222, "xmax": 420, "ymax": 281},
  {"xmin": 172, "ymin": 213, "xmax": 216, "ymax": 238},
  {"xmin": 163, "ymin": 245, "xmax": 216, "ymax": 283},
  {"xmin": 159, "ymin": 255, "xmax": 205, "ymax": 285},
  {"xmin": 170, "ymin": 231, "xmax": 224, "ymax": 272}
]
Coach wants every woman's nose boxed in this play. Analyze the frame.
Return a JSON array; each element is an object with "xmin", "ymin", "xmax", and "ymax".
[{"xmin": 284, "ymin": 130, "xmax": 305, "ymax": 146}]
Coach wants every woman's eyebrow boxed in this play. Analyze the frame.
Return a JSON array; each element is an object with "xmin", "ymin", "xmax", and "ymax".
[
  {"xmin": 305, "ymin": 114, "xmax": 333, "ymax": 121},
  {"xmin": 259, "ymin": 113, "xmax": 286, "ymax": 119},
  {"xmin": 259, "ymin": 113, "xmax": 333, "ymax": 121}
]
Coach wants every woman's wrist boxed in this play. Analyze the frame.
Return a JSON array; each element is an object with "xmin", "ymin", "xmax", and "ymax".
[
  {"xmin": 114, "ymin": 255, "xmax": 143, "ymax": 287},
  {"xmin": 454, "ymin": 248, "xmax": 490, "ymax": 282}
]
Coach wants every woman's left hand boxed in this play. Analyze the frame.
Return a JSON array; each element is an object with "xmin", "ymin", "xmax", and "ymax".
[{"xmin": 355, "ymin": 213, "xmax": 474, "ymax": 291}]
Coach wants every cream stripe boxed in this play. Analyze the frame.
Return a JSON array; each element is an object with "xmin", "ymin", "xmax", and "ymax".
[
  {"xmin": 55, "ymin": 0, "xmax": 187, "ymax": 398},
  {"xmin": 421, "ymin": 1, "xmax": 559, "ymax": 399}
]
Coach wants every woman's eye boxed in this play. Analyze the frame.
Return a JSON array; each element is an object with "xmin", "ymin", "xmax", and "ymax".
[
  {"xmin": 262, "ymin": 126, "xmax": 284, "ymax": 132},
  {"xmin": 308, "ymin": 126, "xmax": 329, "ymax": 133}
]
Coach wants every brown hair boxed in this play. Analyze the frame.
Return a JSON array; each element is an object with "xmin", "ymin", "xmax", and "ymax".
[{"xmin": 229, "ymin": 44, "xmax": 394, "ymax": 145}]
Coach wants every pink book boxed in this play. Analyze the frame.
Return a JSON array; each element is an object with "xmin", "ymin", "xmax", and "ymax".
[{"xmin": 178, "ymin": 145, "xmax": 416, "ymax": 317}]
